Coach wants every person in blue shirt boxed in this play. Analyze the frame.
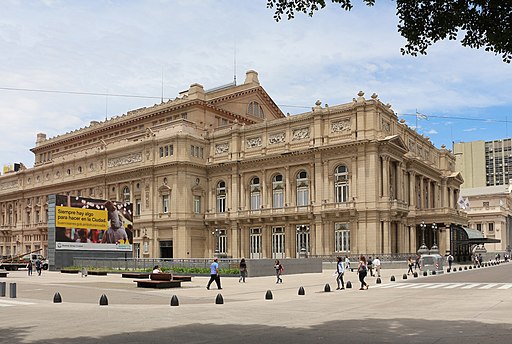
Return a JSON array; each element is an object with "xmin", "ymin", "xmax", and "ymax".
[{"xmin": 206, "ymin": 258, "xmax": 222, "ymax": 290}]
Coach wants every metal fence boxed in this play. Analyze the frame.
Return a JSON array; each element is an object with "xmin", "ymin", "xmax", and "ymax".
[{"xmin": 73, "ymin": 257, "xmax": 241, "ymax": 271}]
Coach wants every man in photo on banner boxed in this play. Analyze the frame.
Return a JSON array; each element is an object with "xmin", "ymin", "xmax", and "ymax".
[{"xmin": 101, "ymin": 201, "xmax": 128, "ymax": 244}]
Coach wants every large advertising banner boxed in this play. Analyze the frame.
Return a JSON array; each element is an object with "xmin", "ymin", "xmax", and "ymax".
[{"xmin": 55, "ymin": 194, "xmax": 133, "ymax": 251}]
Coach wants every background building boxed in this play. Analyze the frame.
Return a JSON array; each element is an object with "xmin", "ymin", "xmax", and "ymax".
[{"xmin": 0, "ymin": 70, "xmax": 468, "ymax": 261}]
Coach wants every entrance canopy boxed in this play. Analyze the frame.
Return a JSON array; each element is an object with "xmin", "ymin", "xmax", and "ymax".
[{"xmin": 454, "ymin": 226, "xmax": 501, "ymax": 245}]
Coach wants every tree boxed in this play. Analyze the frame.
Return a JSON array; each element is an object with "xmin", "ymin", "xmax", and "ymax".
[{"xmin": 266, "ymin": 0, "xmax": 512, "ymax": 63}]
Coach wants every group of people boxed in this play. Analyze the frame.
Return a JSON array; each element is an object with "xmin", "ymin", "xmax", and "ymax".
[{"xmin": 26, "ymin": 259, "xmax": 43, "ymax": 276}]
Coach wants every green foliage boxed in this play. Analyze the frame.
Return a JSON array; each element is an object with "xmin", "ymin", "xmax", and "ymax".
[{"xmin": 266, "ymin": 0, "xmax": 512, "ymax": 63}]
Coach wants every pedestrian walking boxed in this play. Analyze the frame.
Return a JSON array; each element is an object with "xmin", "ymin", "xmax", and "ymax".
[
  {"xmin": 447, "ymin": 253, "xmax": 454, "ymax": 269},
  {"xmin": 35, "ymin": 259, "xmax": 42, "ymax": 276},
  {"xmin": 414, "ymin": 254, "xmax": 420, "ymax": 270},
  {"xmin": 373, "ymin": 257, "xmax": 381, "ymax": 277},
  {"xmin": 206, "ymin": 258, "xmax": 222, "ymax": 290},
  {"xmin": 357, "ymin": 255, "xmax": 369, "ymax": 290},
  {"xmin": 407, "ymin": 256, "xmax": 414, "ymax": 275},
  {"xmin": 27, "ymin": 261, "xmax": 33, "ymax": 276},
  {"xmin": 344, "ymin": 256, "xmax": 351, "ymax": 272},
  {"xmin": 239, "ymin": 258, "xmax": 247, "ymax": 283},
  {"xmin": 367, "ymin": 256, "xmax": 374, "ymax": 277},
  {"xmin": 335, "ymin": 257, "xmax": 345, "ymax": 290},
  {"xmin": 274, "ymin": 260, "xmax": 283, "ymax": 284}
]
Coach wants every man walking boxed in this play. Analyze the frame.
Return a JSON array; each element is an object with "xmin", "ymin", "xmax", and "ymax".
[
  {"xmin": 373, "ymin": 257, "xmax": 381, "ymax": 278},
  {"xmin": 206, "ymin": 258, "xmax": 222, "ymax": 290},
  {"xmin": 447, "ymin": 253, "xmax": 454, "ymax": 270},
  {"xmin": 367, "ymin": 256, "xmax": 374, "ymax": 277},
  {"xmin": 335, "ymin": 257, "xmax": 345, "ymax": 290}
]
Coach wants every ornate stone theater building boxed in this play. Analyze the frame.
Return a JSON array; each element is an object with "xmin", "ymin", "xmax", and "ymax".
[{"xmin": 0, "ymin": 70, "xmax": 467, "ymax": 260}]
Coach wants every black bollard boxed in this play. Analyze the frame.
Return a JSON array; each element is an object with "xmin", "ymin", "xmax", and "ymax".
[
  {"xmin": 390, "ymin": 276, "xmax": 395, "ymax": 282},
  {"xmin": 324, "ymin": 284, "xmax": 331, "ymax": 292},
  {"xmin": 376, "ymin": 277, "xmax": 382, "ymax": 284},
  {"xmin": 469, "ymin": 266, "xmax": 472, "ymax": 270},
  {"xmin": 402, "ymin": 274, "xmax": 408, "ymax": 280},
  {"xmin": 265, "ymin": 290, "xmax": 273, "ymax": 300},
  {"xmin": 447, "ymin": 268, "xmax": 451, "ymax": 273},
  {"xmin": 423, "ymin": 271, "xmax": 427, "ymax": 276},
  {"xmin": 53, "ymin": 292, "xmax": 62, "ymax": 303},
  {"xmin": 464, "ymin": 266, "xmax": 467, "ymax": 270},
  {"xmin": 0, "ymin": 282, "xmax": 5, "ymax": 297},
  {"xmin": 298, "ymin": 286, "xmax": 305, "ymax": 295},
  {"xmin": 432, "ymin": 270, "xmax": 436, "ymax": 275},
  {"xmin": 346, "ymin": 281, "xmax": 352, "ymax": 288},
  {"xmin": 99, "ymin": 294, "xmax": 108, "ymax": 306},
  {"xmin": 170, "ymin": 295, "xmax": 179, "ymax": 306},
  {"xmin": 459, "ymin": 267, "xmax": 462, "ymax": 271},
  {"xmin": 413, "ymin": 272, "xmax": 418, "ymax": 278},
  {"xmin": 9, "ymin": 283, "xmax": 16, "ymax": 298},
  {"xmin": 215, "ymin": 293, "xmax": 224, "ymax": 304}
]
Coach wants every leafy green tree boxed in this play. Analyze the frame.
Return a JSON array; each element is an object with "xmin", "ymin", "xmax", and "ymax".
[{"xmin": 266, "ymin": 0, "xmax": 512, "ymax": 63}]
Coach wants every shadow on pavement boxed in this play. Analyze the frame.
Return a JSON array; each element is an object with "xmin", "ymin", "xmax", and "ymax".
[{"xmin": 2, "ymin": 318, "xmax": 511, "ymax": 344}]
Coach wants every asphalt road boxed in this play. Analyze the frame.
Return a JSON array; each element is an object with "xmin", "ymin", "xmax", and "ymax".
[{"xmin": 1, "ymin": 262, "xmax": 511, "ymax": 344}]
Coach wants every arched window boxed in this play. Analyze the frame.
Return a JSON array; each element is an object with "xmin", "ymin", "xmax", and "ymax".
[
  {"xmin": 248, "ymin": 101, "xmax": 264, "ymax": 117},
  {"xmin": 334, "ymin": 165, "xmax": 349, "ymax": 203},
  {"xmin": 122, "ymin": 186, "xmax": 131, "ymax": 203},
  {"xmin": 272, "ymin": 174, "xmax": 284, "ymax": 208},
  {"xmin": 296, "ymin": 170, "xmax": 309, "ymax": 206},
  {"xmin": 250, "ymin": 177, "xmax": 261, "ymax": 210},
  {"xmin": 216, "ymin": 181, "xmax": 226, "ymax": 213}
]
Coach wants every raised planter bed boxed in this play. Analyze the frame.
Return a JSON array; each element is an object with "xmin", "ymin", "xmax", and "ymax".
[
  {"xmin": 87, "ymin": 270, "xmax": 108, "ymax": 276},
  {"xmin": 122, "ymin": 272, "xmax": 150, "ymax": 279},
  {"xmin": 61, "ymin": 269, "xmax": 80, "ymax": 274}
]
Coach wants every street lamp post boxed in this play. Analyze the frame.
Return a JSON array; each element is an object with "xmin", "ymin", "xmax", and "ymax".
[
  {"xmin": 212, "ymin": 229, "xmax": 220, "ymax": 256},
  {"xmin": 430, "ymin": 223, "xmax": 439, "ymax": 254},
  {"xmin": 296, "ymin": 225, "xmax": 309, "ymax": 258},
  {"xmin": 417, "ymin": 221, "xmax": 429, "ymax": 255}
]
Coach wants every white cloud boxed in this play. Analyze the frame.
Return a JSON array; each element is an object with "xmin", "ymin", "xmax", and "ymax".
[
  {"xmin": 463, "ymin": 128, "xmax": 478, "ymax": 132},
  {"xmin": 427, "ymin": 129, "xmax": 438, "ymax": 135}
]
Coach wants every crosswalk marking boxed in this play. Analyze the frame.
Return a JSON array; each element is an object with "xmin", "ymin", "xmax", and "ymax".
[
  {"xmin": 374, "ymin": 283, "xmax": 512, "ymax": 290},
  {"xmin": 0, "ymin": 299, "xmax": 35, "ymax": 307}
]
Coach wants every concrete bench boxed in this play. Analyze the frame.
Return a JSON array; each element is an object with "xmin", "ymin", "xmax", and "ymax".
[
  {"xmin": 60, "ymin": 269, "xmax": 80, "ymax": 274},
  {"xmin": 134, "ymin": 273, "xmax": 182, "ymax": 288},
  {"xmin": 87, "ymin": 271, "xmax": 108, "ymax": 276}
]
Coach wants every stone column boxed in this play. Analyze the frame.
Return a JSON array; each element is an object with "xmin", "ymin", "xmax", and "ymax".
[
  {"xmin": 382, "ymin": 156, "xmax": 390, "ymax": 198},
  {"xmin": 409, "ymin": 171, "xmax": 416, "ymax": 209}
]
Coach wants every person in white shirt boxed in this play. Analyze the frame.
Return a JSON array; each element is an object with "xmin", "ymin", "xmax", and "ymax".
[
  {"xmin": 152, "ymin": 265, "xmax": 162, "ymax": 273},
  {"xmin": 373, "ymin": 257, "xmax": 381, "ymax": 278},
  {"xmin": 336, "ymin": 257, "xmax": 345, "ymax": 290}
]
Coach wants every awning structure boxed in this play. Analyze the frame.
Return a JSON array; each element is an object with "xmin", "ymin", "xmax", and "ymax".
[{"xmin": 454, "ymin": 226, "xmax": 501, "ymax": 245}]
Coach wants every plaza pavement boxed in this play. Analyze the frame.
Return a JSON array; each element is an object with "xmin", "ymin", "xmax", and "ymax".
[{"xmin": 1, "ymin": 262, "xmax": 512, "ymax": 344}]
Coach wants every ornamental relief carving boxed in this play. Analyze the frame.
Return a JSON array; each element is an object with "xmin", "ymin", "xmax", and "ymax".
[
  {"xmin": 246, "ymin": 137, "xmax": 262, "ymax": 148},
  {"xmin": 269, "ymin": 133, "xmax": 285, "ymax": 145},
  {"xmin": 215, "ymin": 143, "xmax": 229, "ymax": 155},
  {"xmin": 107, "ymin": 152, "xmax": 142, "ymax": 168},
  {"xmin": 331, "ymin": 119, "xmax": 351, "ymax": 133},
  {"xmin": 0, "ymin": 181, "xmax": 18, "ymax": 191},
  {"xmin": 292, "ymin": 127, "xmax": 310, "ymax": 141},
  {"xmin": 381, "ymin": 119, "xmax": 391, "ymax": 133}
]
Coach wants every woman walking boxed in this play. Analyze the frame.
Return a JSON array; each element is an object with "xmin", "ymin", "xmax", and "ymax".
[
  {"xmin": 407, "ymin": 256, "xmax": 414, "ymax": 275},
  {"xmin": 239, "ymin": 258, "xmax": 247, "ymax": 283},
  {"xmin": 336, "ymin": 257, "xmax": 345, "ymax": 290},
  {"xmin": 357, "ymin": 255, "xmax": 369, "ymax": 290},
  {"xmin": 274, "ymin": 260, "xmax": 283, "ymax": 284}
]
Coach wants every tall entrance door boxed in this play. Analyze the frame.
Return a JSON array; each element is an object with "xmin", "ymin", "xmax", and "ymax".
[
  {"xmin": 272, "ymin": 227, "xmax": 285, "ymax": 259},
  {"xmin": 159, "ymin": 240, "xmax": 173, "ymax": 258},
  {"xmin": 250, "ymin": 228, "xmax": 262, "ymax": 259}
]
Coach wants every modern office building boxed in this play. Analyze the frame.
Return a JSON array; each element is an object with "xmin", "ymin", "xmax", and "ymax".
[
  {"xmin": 0, "ymin": 70, "xmax": 469, "ymax": 261},
  {"xmin": 454, "ymin": 139, "xmax": 512, "ymax": 189}
]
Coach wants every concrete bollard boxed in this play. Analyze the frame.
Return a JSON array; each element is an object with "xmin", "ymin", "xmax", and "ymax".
[
  {"xmin": 215, "ymin": 293, "xmax": 224, "ymax": 304},
  {"xmin": 376, "ymin": 278, "xmax": 381, "ymax": 284},
  {"xmin": 0, "ymin": 282, "xmax": 5, "ymax": 297},
  {"xmin": 324, "ymin": 284, "xmax": 331, "ymax": 292},
  {"xmin": 9, "ymin": 283, "xmax": 16, "ymax": 298},
  {"xmin": 53, "ymin": 292, "xmax": 62, "ymax": 303},
  {"xmin": 99, "ymin": 294, "xmax": 108, "ymax": 306},
  {"xmin": 298, "ymin": 286, "xmax": 305, "ymax": 296},
  {"xmin": 170, "ymin": 295, "xmax": 179, "ymax": 306},
  {"xmin": 402, "ymin": 274, "xmax": 408, "ymax": 280},
  {"xmin": 447, "ymin": 268, "xmax": 451, "ymax": 273},
  {"xmin": 346, "ymin": 281, "xmax": 352, "ymax": 288},
  {"xmin": 390, "ymin": 276, "xmax": 395, "ymax": 282},
  {"xmin": 265, "ymin": 290, "xmax": 273, "ymax": 300}
]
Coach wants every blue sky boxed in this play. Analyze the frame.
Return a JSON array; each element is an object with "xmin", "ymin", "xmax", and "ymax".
[{"xmin": 1, "ymin": 0, "xmax": 511, "ymax": 168}]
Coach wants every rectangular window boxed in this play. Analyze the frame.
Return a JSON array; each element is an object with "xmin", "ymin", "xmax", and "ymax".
[
  {"xmin": 199, "ymin": 147, "xmax": 203, "ymax": 158},
  {"xmin": 297, "ymin": 187, "xmax": 309, "ymax": 206},
  {"xmin": 159, "ymin": 147, "xmax": 164, "ymax": 158},
  {"xmin": 488, "ymin": 222, "xmax": 494, "ymax": 232},
  {"xmin": 218, "ymin": 230, "xmax": 227, "ymax": 254},
  {"xmin": 169, "ymin": 145, "xmax": 174, "ymax": 156},
  {"xmin": 217, "ymin": 196, "xmax": 226, "ymax": 213},
  {"xmin": 335, "ymin": 183, "xmax": 349, "ymax": 203},
  {"xmin": 335, "ymin": 223, "xmax": 350, "ymax": 252},
  {"xmin": 272, "ymin": 227, "xmax": 285, "ymax": 259},
  {"xmin": 273, "ymin": 189, "xmax": 284, "ymax": 208},
  {"xmin": 165, "ymin": 145, "xmax": 169, "ymax": 156},
  {"xmin": 251, "ymin": 192, "xmax": 261, "ymax": 210},
  {"xmin": 476, "ymin": 223, "xmax": 482, "ymax": 231},
  {"xmin": 162, "ymin": 194, "xmax": 169, "ymax": 213},
  {"xmin": 191, "ymin": 145, "xmax": 195, "ymax": 156},
  {"xmin": 195, "ymin": 146, "xmax": 199, "ymax": 157},
  {"xmin": 135, "ymin": 199, "xmax": 141, "ymax": 216},
  {"xmin": 193, "ymin": 196, "xmax": 201, "ymax": 214}
]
